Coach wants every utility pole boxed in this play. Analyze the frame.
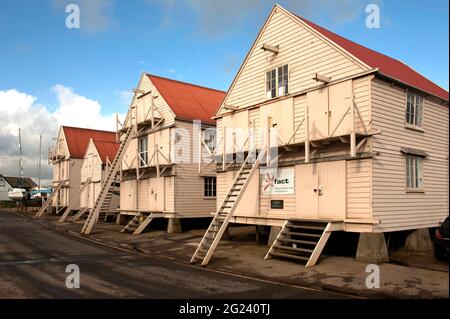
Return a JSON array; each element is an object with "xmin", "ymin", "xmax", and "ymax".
[
  {"xmin": 38, "ymin": 135, "xmax": 42, "ymax": 191},
  {"xmin": 18, "ymin": 128, "xmax": 23, "ymax": 188}
]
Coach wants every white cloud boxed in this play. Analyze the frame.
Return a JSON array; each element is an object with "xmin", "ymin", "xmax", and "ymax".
[
  {"xmin": 116, "ymin": 90, "xmax": 134, "ymax": 106},
  {"xmin": 0, "ymin": 86, "xmax": 124, "ymax": 186}
]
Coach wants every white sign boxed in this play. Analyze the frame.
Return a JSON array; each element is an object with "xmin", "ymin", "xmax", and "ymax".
[{"xmin": 260, "ymin": 167, "xmax": 294, "ymax": 195}]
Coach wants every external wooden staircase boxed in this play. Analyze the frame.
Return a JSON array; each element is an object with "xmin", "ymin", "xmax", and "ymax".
[
  {"xmin": 35, "ymin": 180, "xmax": 64, "ymax": 217},
  {"xmin": 190, "ymin": 148, "xmax": 266, "ymax": 266},
  {"xmin": 81, "ymin": 125, "xmax": 136, "ymax": 235},
  {"xmin": 265, "ymin": 220, "xmax": 342, "ymax": 267},
  {"xmin": 70, "ymin": 207, "xmax": 90, "ymax": 222},
  {"xmin": 121, "ymin": 212, "xmax": 163, "ymax": 235},
  {"xmin": 58, "ymin": 179, "xmax": 91, "ymax": 223},
  {"xmin": 97, "ymin": 183, "xmax": 119, "ymax": 222}
]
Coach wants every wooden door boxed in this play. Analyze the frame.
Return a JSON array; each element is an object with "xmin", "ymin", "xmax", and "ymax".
[
  {"xmin": 121, "ymin": 180, "xmax": 136, "ymax": 211},
  {"xmin": 318, "ymin": 161, "xmax": 346, "ymax": 220},
  {"xmin": 260, "ymin": 98, "xmax": 294, "ymax": 146},
  {"xmin": 295, "ymin": 163, "xmax": 319, "ymax": 219},
  {"xmin": 149, "ymin": 178, "xmax": 164, "ymax": 211},
  {"xmin": 328, "ymin": 80, "xmax": 353, "ymax": 137},
  {"xmin": 223, "ymin": 110, "xmax": 249, "ymax": 153},
  {"xmin": 307, "ymin": 87, "xmax": 329, "ymax": 140},
  {"xmin": 295, "ymin": 161, "xmax": 346, "ymax": 220}
]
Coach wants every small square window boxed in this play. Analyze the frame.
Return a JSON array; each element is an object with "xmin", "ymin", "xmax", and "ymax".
[
  {"xmin": 204, "ymin": 177, "xmax": 216, "ymax": 198},
  {"xmin": 266, "ymin": 65, "xmax": 288, "ymax": 99}
]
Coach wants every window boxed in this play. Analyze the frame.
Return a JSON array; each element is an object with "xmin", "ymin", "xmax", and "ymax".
[
  {"xmin": 406, "ymin": 155, "xmax": 423, "ymax": 190},
  {"xmin": 266, "ymin": 65, "xmax": 288, "ymax": 99},
  {"xmin": 203, "ymin": 129, "xmax": 216, "ymax": 153},
  {"xmin": 266, "ymin": 69, "xmax": 277, "ymax": 99},
  {"xmin": 204, "ymin": 177, "xmax": 216, "ymax": 198},
  {"xmin": 405, "ymin": 92, "xmax": 424, "ymax": 128},
  {"xmin": 277, "ymin": 65, "xmax": 289, "ymax": 96},
  {"xmin": 0, "ymin": 176, "xmax": 5, "ymax": 187},
  {"xmin": 138, "ymin": 136, "xmax": 148, "ymax": 167}
]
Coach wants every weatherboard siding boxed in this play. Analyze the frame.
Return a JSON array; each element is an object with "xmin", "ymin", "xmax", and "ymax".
[
  {"xmin": 220, "ymin": 8, "xmax": 365, "ymax": 113},
  {"xmin": 371, "ymin": 78, "xmax": 449, "ymax": 232},
  {"xmin": 124, "ymin": 74, "xmax": 176, "ymax": 129},
  {"xmin": 346, "ymin": 159, "xmax": 372, "ymax": 220},
  {"xmin": 174, "ymin": 120, "xmax": 216, "ymax": 216}
]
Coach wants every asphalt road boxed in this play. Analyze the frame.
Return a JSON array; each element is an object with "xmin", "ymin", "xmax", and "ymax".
[{"xmin": 0, "ymin": 210, "xmax": 352, "ymax": 299}]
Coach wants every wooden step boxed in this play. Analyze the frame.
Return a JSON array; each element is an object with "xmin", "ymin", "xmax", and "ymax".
[
  {"xmin": 286, "ymin": 224, "xmax": 326, "ymax": 231},
  {"xmin": 278, "ymin": 238, "xmax": 318, "ymax": 245},
  {"xmin": 273, "ymin": 244, "xmax": 314, "ymax": 254},
  {"xmin": 282, "ymin": 230, "xmax": 322, "ymax": 238},
  {"xmin": 270, "ymin": 252, "xmax": 309, "ymax": 262}
]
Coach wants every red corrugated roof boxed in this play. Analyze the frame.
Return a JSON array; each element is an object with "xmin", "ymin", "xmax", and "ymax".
[
  {"xmin": 92, "ymin": 139, "xmax": 119, "ymax": 163},
  {"xmin": 296, "ymin": 15, "xmax": 449, "ymax": 101},
  {"xmin": 147, "ymin": 74, "xmax": 226, "ymax": 124},
  {"xmin": 62, "ymin": 126, "xmax": 116, "ymax": 159}
]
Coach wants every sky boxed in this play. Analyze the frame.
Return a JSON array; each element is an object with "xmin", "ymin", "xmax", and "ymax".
[{"xmin": 0, "ymin": 0, "xmax": 448, "ymax": 185}]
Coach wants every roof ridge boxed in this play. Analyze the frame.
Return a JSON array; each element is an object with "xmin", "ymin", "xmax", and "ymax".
[
  {"xmin": 91, "ymin": 138, "xmax": 118, "ymax": 143},
  {"xmin": 62, "ymin": 126, "xmax": 115, "ymax": 134},
  {"xmin": 146, "ymin": 73, "xmax": 226, "ymax": 93}
]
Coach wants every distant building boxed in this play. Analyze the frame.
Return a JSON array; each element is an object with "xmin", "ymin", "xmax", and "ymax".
[
  {"xmin": 0, "ymin": 175, "xmax": 37, "ymax": 201},
  {"xmin": 48, "ymin": 126, "xmax": 117, "ymax": 213}
]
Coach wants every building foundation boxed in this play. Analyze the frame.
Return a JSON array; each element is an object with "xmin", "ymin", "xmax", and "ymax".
[
  {"xmin": 404, "ymin": 228, "xmax": 433, "ymax": 253},
  {"xmin": 356, "ymin": 233, "xmax": 389, "ymax": 264},
  {"xmin": 167, "ymin": 217, "xmax": 182, "ymax": 234},
  {"xmin": 268, "ymin": 226, "xmax": 282, "ymax": 247}
]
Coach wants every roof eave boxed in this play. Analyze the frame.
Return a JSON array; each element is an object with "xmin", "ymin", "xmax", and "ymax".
[{"xmin": 375, "ymin": 71, "xmax": 449, "ymax": 104}]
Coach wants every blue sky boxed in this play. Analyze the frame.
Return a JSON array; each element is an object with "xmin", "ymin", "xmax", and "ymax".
[{"xmin": 0, "ymin": 0, "xmax": 448, "ymax": 114}]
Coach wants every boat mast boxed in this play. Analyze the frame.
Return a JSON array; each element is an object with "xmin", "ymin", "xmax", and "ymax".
[
  {"xmin": 18, "ymin": 128, "xmax": 23, "ymax": 188},
  {"xmin": 38, "ymin": 135, "xmax": 42, "ymax": 191}
]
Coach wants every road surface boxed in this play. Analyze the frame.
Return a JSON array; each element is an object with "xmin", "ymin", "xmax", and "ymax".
[{"xmin": 0, "ymin": 210, "xmax": 351, "ymax": 298}]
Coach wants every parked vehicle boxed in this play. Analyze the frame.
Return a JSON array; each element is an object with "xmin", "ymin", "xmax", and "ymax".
[
  {"xmin": 7, "ymin": 188, "xmax": 27, "ymax": 200},
  {"xmin": 434, "ymin": 217, "xmax": 449, "ymax": 262}
]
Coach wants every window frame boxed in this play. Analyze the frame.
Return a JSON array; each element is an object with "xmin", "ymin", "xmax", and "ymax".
[
  {"xmin": 203, "ymin": 176, "xmax": 217, "ymax": 198},
  {"xmin": 405, "ymin": 92, "xmax": 424, "ymax": 130},
  {"xmin": 266, "ymin": 64, "xmax": 289, "ymax": 100},
  {"xmin": 405, "ymin": 154, "xmax": 424, "ymax": 192},
  {"xmin": 138, "ymin": 136, "xmax": 149, "ymax": 167}
]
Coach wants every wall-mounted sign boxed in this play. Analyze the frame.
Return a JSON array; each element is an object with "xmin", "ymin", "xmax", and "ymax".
[
  {"xmin": 270, "ymin": 200, "xmax": 284, "ymax": 209},
  {"xmin": 260, "ymin": 167, "xmax": 294, "ymax": 195}
]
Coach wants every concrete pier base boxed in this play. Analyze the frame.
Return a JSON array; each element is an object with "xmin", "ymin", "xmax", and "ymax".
[
  {"xmin": 268, "ymin": 226, "xmax": 282, "ymax": 247},
  {"xmin": 222, "ymin": 226, "xmax": 231, "ymax": 240},
  {"xmin": 405, "ymin": 228, "xmax": 433, "ymax": 253},
  {"xmin": 167, "ymin": 218, "xmax": 182, "ymax": 234},
  {"xmin": 356, "ymin": 233, "xmax": 389, "ymax": 264},
  {"xmin": 256, "ymin": 226, "xmax": 270, "ymax": 244},
  {"xmin": 116, "ymin": 214, "xmax": 127, "ymax": 225}
]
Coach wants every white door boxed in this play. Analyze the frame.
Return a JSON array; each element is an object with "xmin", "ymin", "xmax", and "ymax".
[
  {"xmin": 307, "ymin": 87, "xmax": 329, "ymax": 141},
  {"xmin": 295, "ymin": 161, "xmax": 346, "ymax": 220},
  {"xmin": 149, "ymin": 178, "xmax": 164, "ymax": 211},
  {"xmin": 328, "ymin": 80, "xmax": 353, "ymax": 137},
  {"xmin": 296, "ymin": 163, "xmax": 319, "ymax": 218},
  {"xmin": 317, "ymin": 161, "xmax": 346, "ymax": 219}
]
